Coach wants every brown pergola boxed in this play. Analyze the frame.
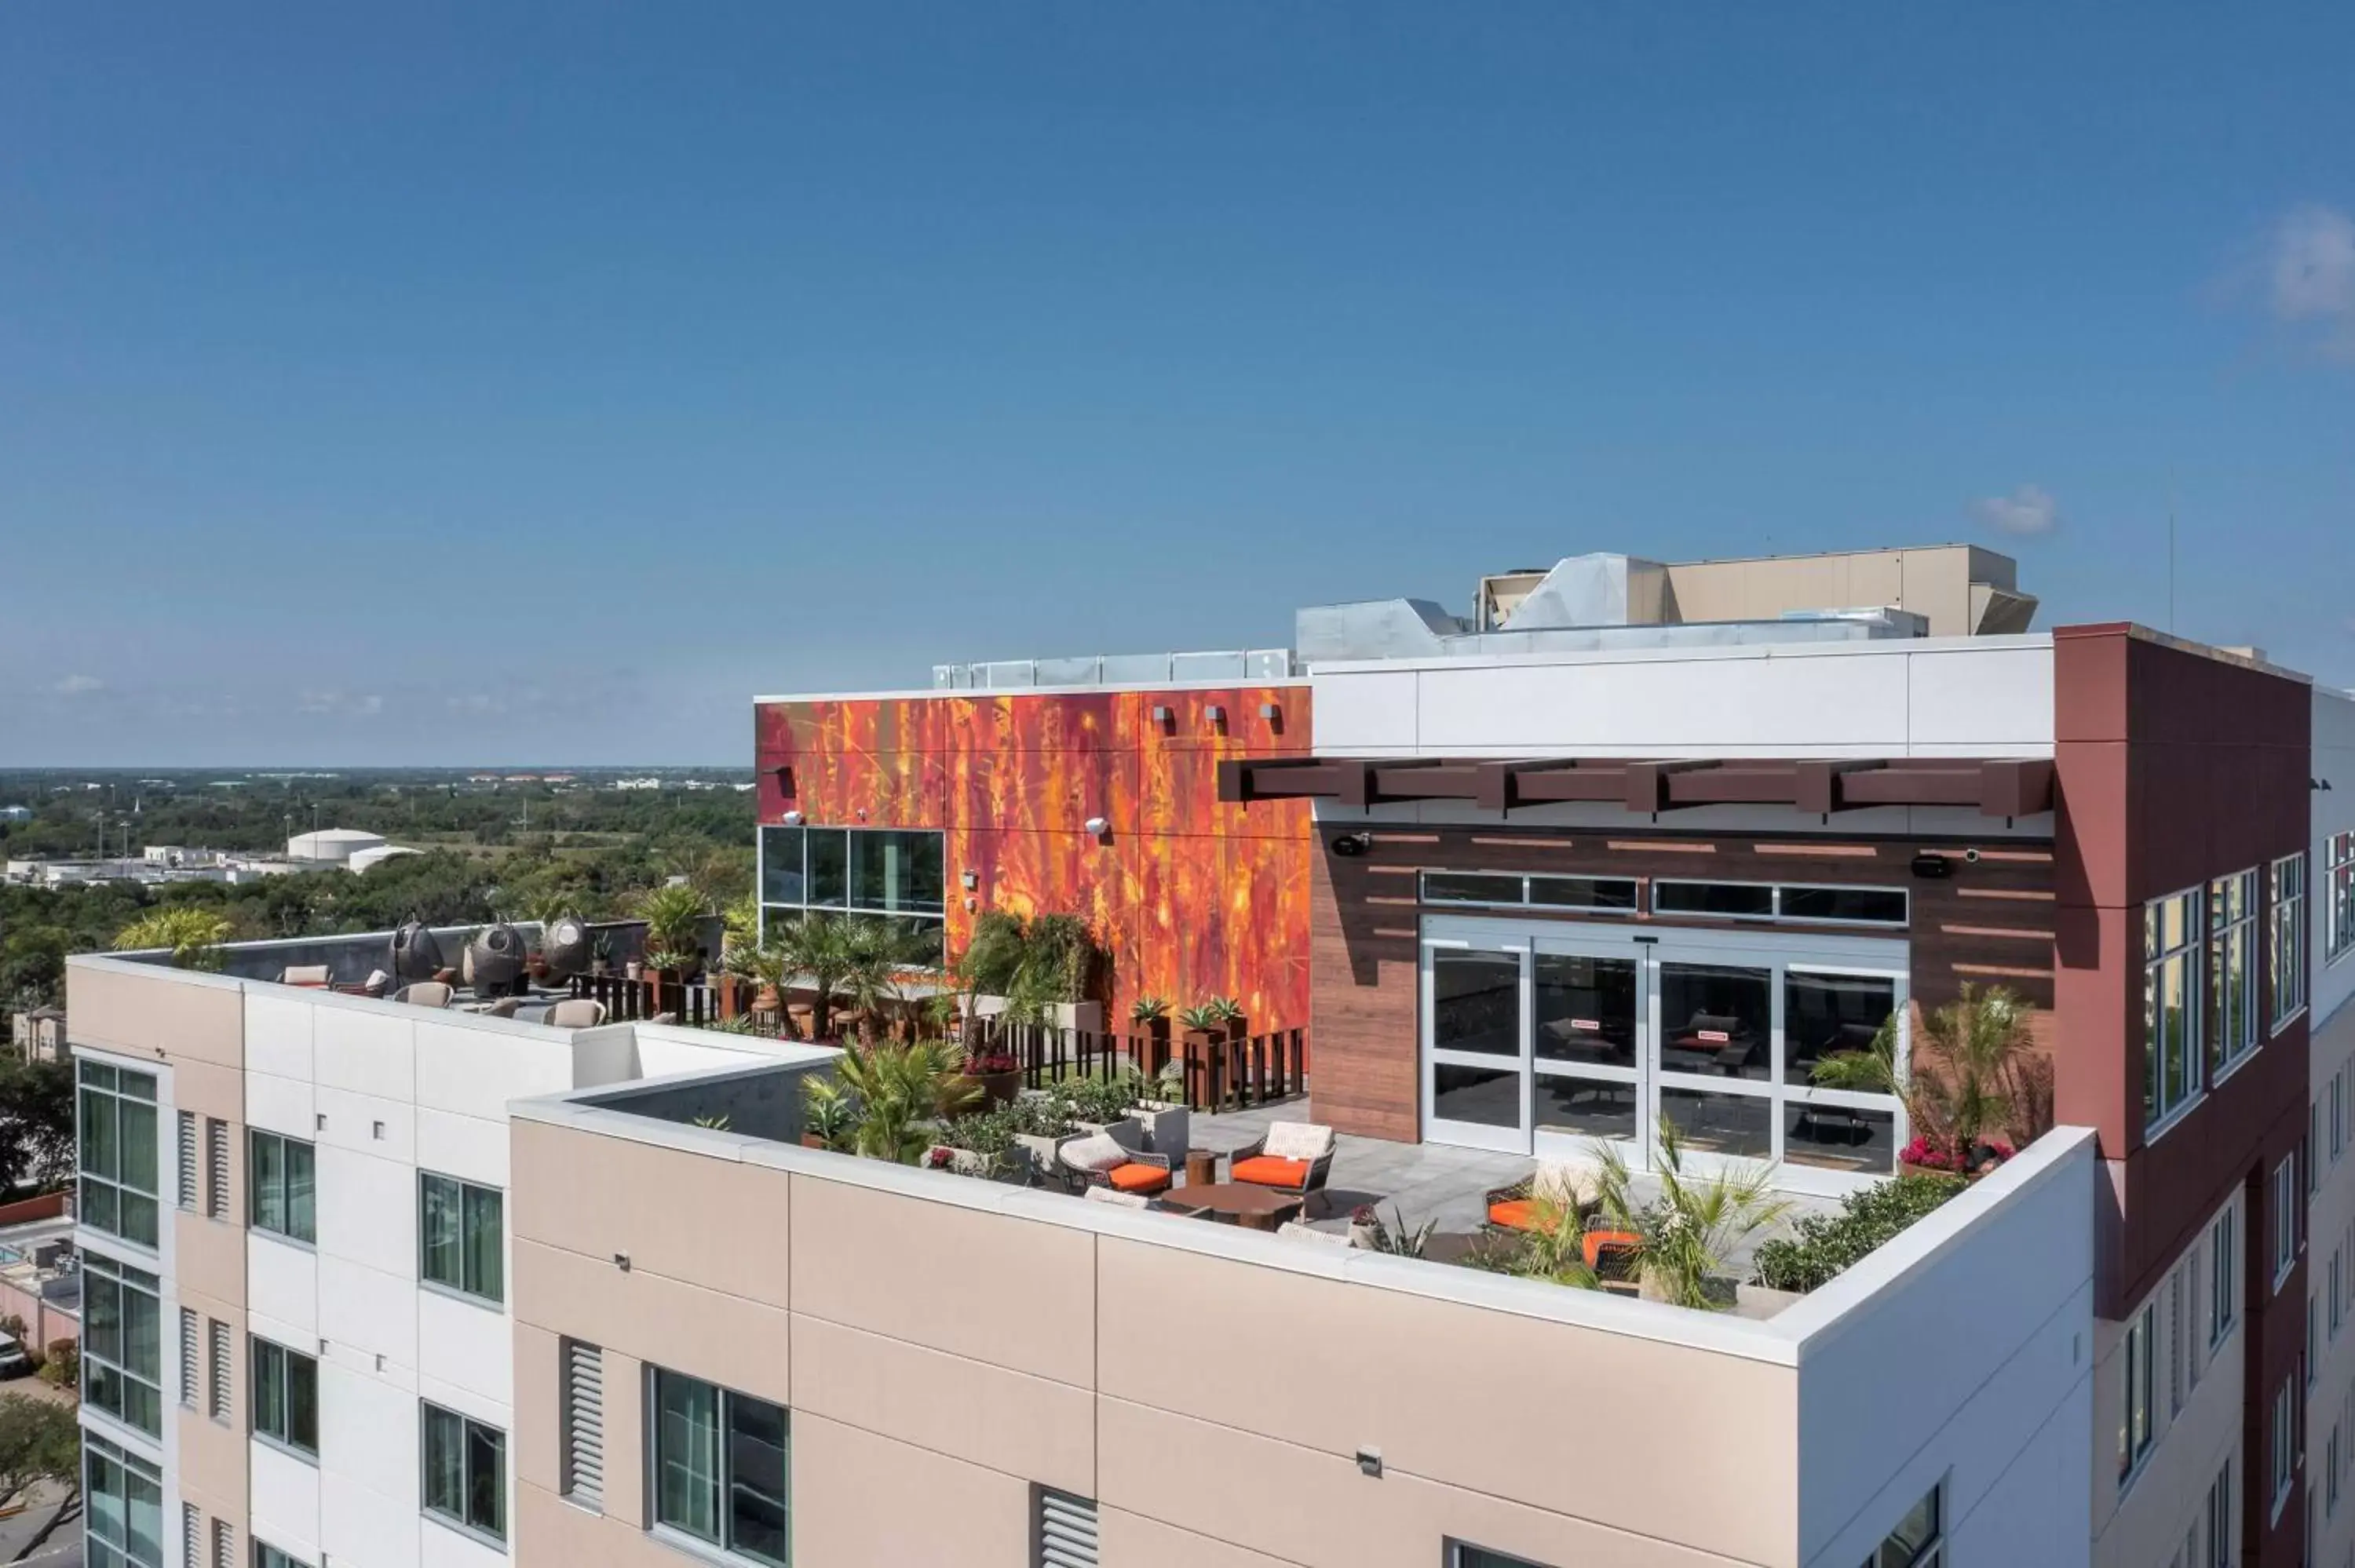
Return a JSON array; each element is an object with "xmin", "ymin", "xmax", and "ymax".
[{"xmin": 1215, "ymin": 754, "xmax": 2053, "ymax": 819}]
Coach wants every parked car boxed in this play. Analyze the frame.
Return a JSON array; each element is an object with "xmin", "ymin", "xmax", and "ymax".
[{"xmin": 0, "ymin": 1339, "xmax": 32, "ymax": 1380}]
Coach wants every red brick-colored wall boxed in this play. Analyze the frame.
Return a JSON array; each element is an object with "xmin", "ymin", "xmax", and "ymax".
[{"xmin": 754, "ymin": 684, "xmax": 1313, "ymax": 1034}]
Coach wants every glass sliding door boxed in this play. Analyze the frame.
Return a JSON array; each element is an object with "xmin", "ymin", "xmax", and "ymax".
[
  {"xmin": 1530, "ymin": 942, "xmax": 1645, "ymax": 1161},
  {"xmin": 1421, "ymin": 936, "xmax": 1528, "ymax": 1152}
]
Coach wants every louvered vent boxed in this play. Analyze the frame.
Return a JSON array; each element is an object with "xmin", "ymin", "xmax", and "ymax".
[
  {"xmin": 210, "ymin": 1519, "xmax": 232, "ymax": 1568},
  {"xmin": 177, "ymin": 1112, "xmax": 198, "ymax": 1212},
  {"xmin": 560, "ymin": 1338, "xmax": 604, "ymax": 1508},
  {"xmin": 181, "ymin": 1504, "xmax": 197, "ymax": 1568},
  {"xmin": 205, "ymin": 1119, "xmax": 230, "ymax": 1219},
  {"xmin": 207, "ymin": 1319, "xmax": 232, "ymax": 1420},
  {"xmin": 1037, "ymin": 1489, "xmax": 1098, "ymax": 1568},
  {"xmin": 179, "ymin": 1309, "xmax": 198, "ymax": 1406}
]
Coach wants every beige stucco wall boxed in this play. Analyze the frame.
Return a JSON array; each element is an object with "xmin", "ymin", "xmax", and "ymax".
[
  {"xmin": 1663, "ymin": 545, "xmax": 1993, "ymax": 637},
  {"xmin": 510, "ymin": 1118, "xmax": 1804, "ymax": 1568}
]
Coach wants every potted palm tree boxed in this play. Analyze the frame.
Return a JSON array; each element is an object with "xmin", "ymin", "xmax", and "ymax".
[
  {"xmin": 763, "ymin": 913, "xmax": 857, "ymax": 1042},
  {"xmin": 829, "ymin": 1039, "xmax": 981, "ymax": 1165},
  {"xmin": 1811, "ymin": 983, "xmax": 2043, "ymax": 1179},
  {"xmin": 1589, "ymin": 1117, "xmax": 1791, "ymax": 1311}
]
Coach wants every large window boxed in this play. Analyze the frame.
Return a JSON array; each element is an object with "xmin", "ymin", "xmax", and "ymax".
[
  {"xmin": 419, "ymin": 1174, "xmax": 503, "ymax": 1305},
  {"xmin": 248, "ymin": 1130, "xmax": 316, "ymax": 1244},
  {"xmin": 2120, "ymin": 1300, "xmax": 2156, "ymax": 1482},
  {"xmin": 1857, "ymin": 1481, "xmax": 1943, "ymax": 1568},
  {"xmin": 78, "ymin": 1059, "xmax": 160, "ymax": 1249},
  {"xmin": 2207, "ymin": 870, "xmax": 2259, "ymax": 1078},
  {"xmin": 2273, "ymin": 854, "xmax": 2309, "ymax": 1030},
  {"xmin": 651, "ymin": 1369, "xmax": 790, "ymax": 1567},
  {"xmin": 255, "ymin": 1544, "xmax": 309, "ymax": 1568},
  {"xmin": 1652, "ymin": 881, "xmax": 1908, "ymax": 928},
  {"xmin": 250, "ymin": 1337, "xmax": 318, "ymax": 1458},
  {"xmin": 2203, "ymin": 1457, "xmax": 2233, "ymax": 1567},
  {"xmin": 83, "ymin": 1250, "xmax": 162, "ymax": 1437},
  {"xmin": 2145, "ymin": 887, "xmax": 2204, "ymax": 1134},
  {"xmin": 2328, "ymin": 831, "xmax": 2355, "ymax": 967},
  {"xmin": 2211, "ymin": 1203, "xmax": 2238, "ymax": 1346},
  {"xmin": 421, "ymin": 1402, "xmax": 506, "ymax": 1544},
  {"xmin": 759, "ymin": 826, "xmax": 943, "ymax": 959},
  {"xmin": 1420, "ymin": 872, "xmax": 1638, "ymax": 913},
  {"xmin": 84, "ymin": 1432, "xmax": 162, "ymax": 1568},
  {"xmin": 2272, "ymin": 1380, "xmax": 2296, "ymax": 1521},
  {"xmin": 2275, "ymin": 1154, "xmax": 2300, "ymax": 1290}
]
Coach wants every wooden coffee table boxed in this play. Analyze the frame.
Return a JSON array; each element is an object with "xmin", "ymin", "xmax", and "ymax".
[{"xmin": 1156, "ymin": 1182, "xmax": 1302, "ymax": 1232}]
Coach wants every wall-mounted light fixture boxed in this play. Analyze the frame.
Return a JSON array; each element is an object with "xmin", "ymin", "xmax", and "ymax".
[
  {"xmin": 1356, "ymin": 1448, "xmax": 1383, "ymax": 1479},
  {"xmin": 1083, "ymin": 815, "xmax": 1111, "ymax": 837},
  {"xmin": 961, "ymin": 869, "xmax": 979, "ymax": 891},
  {"xmin": 1150, "ymin": 704, "xmax": 1174, "ymax": 730},
  {"xmin": 1909, "ymin": 852, "xmax": 1952, "ymax": 879},
  {"xmin": 781, "ymin": 810, "xmax": 805, "ymax": 826},
  {"xmin": 1205, "ymin": 703, "xmax": 1227, "ymax": 730},
  {"xmin": 1331, "ymin": 832, "xmax": 1372, "ymax": 857}
]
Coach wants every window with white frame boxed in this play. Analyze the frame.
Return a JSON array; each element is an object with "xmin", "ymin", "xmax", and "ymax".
[
  {"xmin": 247, "ymin": 1130, "xmax": 315, "ymax": 1245},
  {"xmin": 249, "ymin": 1337, "xmax": 317, "ymax": 1458},
  {"xmin": 78, "ymin": 1059, "xmax": 160, "ymax": 1249},
  {"xmin": 1855, "ymin": 1481, "xmax": 1942, "ymax": 1568},
  {"xmin": 2273, "ymin": 854, "xmax": 2309, "ymax": 1030},
  {"xmin": 2146, "ymin": 887, "xmax": 2204, "ymax": 1132},
  {"xmin": 2328, "ymin": 830, "xmax": 2355, "ymax": 966},
  {"xmin": 82, "ymin": 1432, "xmax": 163, "ymax": 1568},
  {"xmin": 420, "ymin": 1401, "xmax": 506, "ymax": 1544},
  {"xmin": 2333, "ymin": 1248, "xmax": 2345, "ymax": 1340},
  {"xmin": 1448, "ymin": 1548, "xmax": 1554, "ymax": 1568},
  {"xmin": 2336, "ymin": 1070, "xmax": 2348, "ymax": 1165},
  {"xmin": 2331, "ymin": 1423, "xmax": 2344, "ymax": 1517},
  {"xmin": 649, "ymin": 1368, "xmax": 789, "ymax": 1566},
  {"xmin": 2276, "ymin": 1155, "xmax": 2300, "ymax": 1289},
  {"xmin": 2122, "ymin": 1300, "xmax": 2157, "ymax": 1482},
  {"xmin": 2273, "ymin": 1380, "xmax": 2296, "ymax": 1521},
  {"xmin": 2203, "ymin": 1455, "xmax": 2233, "ymax": 1567},
  {"xmin": 82, "ymin": 1250, "xmax": 162, "ymax": 1437},
  {"xmin": 2207, "ymin": 870, "xmax": 2259, "ymax": 1077},
  {"xmin": 2212, "ymin": 1203, "xmax": 2239, "ymax": 1345},
  {"xmin": 418, "ymin": 1173, "xmax": 503, "ymax": 1304},
  {"xmin": 255, "ymin": 1543, "xmax": 309, "ymax": 1568}
]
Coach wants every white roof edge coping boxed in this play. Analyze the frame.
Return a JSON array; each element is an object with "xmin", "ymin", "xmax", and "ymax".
[
  {"xmin": 1309, "ymin": 632, "xmax": 2055, "ymax": 676},
  {"xmin": 752, "ymin": 676, "xmax": 1312, "ymax": 705},
  {"xmin": 1773, "ymin": 1125, "xmax": 2100, "ymax": 1356},
  {"xmin": 65, "ymin": 951, "xmax": 248, "ymax": 995},
  {"xmin": 509, "ymin": 1079, "xmax": 1803, "ymax": 1367}
]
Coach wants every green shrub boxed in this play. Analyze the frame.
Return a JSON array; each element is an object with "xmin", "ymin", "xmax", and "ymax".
[
  {"xmin": 35, "ymin": 1337, "xmax": 75, "ymax": 1387},
  {"xmin": 1751, "ymin": 1174, "xmax": 1964, "ymax": 1293}
]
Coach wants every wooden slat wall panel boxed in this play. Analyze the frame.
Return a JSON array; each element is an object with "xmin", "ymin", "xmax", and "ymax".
[{"xmin": 1309, "ymin": 826, "xmax": 2057, "ymax": 1143}]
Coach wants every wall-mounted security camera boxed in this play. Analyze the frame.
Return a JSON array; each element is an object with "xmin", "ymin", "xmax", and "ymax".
[
  {"xmin": 1909, "ymin": 852, "xmax": 1952, "ymax": 879},
  {"xmin": 780, "ymin": 810, "xmax": 805, "ymax": 826},
  {"xmin": 1332, "ymin": 833, "xmax": 1373, "ymax": 858},
  {"xmin": 1083, "ymin": 816, "xmax": 1110, "ymax": 837},
  {"xmin": 1963, "ymin": 847, "xmax": 1981, "ymax": 863}
]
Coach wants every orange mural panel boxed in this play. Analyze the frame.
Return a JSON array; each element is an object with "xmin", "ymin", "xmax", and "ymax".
[{"xmin": 755, "ymin": 683, "xmax": 1313, "ymax": 1037}]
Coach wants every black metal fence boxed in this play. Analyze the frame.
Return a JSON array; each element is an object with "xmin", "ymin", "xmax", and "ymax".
[{"xmin": 978, "ymin": 1021, "xmax": 1309, "ymax": 1112}]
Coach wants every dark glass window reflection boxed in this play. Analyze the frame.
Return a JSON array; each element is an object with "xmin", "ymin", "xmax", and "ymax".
[
  {"xmin": 1783, "ymin": 972, "xmax": 1897, "ymax": 1086},
  {"xmin": 1431, "ymin": 950, "xmax": 1520, "ymax": 1056},
  {"xmin": 1658, "ymin": 964, "xmax": 1773, "ymax": 1080},
  {"xmin": 1528, "ymin": 877, "xmax": 1638, "ymax": 912},
  {"xmin": 1532, "ymin": 954, "xmax": 1637, "ymax": 1068},
  {"xmin": 759, "ymin": 828, "xmax": 805, "ymax": 905},
  {"xmin": 1659, "ymin": 1087, "xmax": 1774, "ymax": 1160},
  {"xmin": 1431, "ymin": 1063, "xmax": 1520, "ymax": 1128},
  {"xmin": 1653, "ymin": 882, "xmax": 1775, "ymax": 919},
  {"xmin": 1780, "ymin": 886, "xmax": 1908, "ymax": 925},
  {"xmin": 1421, "ymin": 873, "xmax": 1524, "ymax": 906},
  {"xmin": 803, "ymin": 830, "xmax": 849, "ymax": 908}
]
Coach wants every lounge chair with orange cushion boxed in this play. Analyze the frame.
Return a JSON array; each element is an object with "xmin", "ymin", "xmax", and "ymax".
[
  {"xmin": 1228, "ymin": 1121, "xmax": 1337, "ymax": 1214},
  {"xmin": 1058, "ymin": 1131, "xmax": 1173, "ymax": 1198},
  {"xmin": 1484, "ymin": 1165, "xmax": 1601, "ymax": 1234}
]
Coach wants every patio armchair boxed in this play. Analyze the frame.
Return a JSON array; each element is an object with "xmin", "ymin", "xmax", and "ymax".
[
  {"xmin": 545, "ymin": 998, "xmax": 608, "ymax": 1029},
  {"xmin": 1228, "ymin": 1121, "xmax": 1337, "ymax": 1214},
  {"xmin": 277, "ymin": 965, "xmax": 331, "ymax": 988},
  {"xmin": 392, "ymin": 982, "xmax": 454, "ymax": 1009},
  {"xmin": 1057, "ymin": 1130, "xmax": 1173, "ymax": 1198},
  {"xmin": 1484, "ymin": 1164, "xmax": 1603, "ymax": 1234}
]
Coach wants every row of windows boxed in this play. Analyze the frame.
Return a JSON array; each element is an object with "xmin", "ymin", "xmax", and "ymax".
[
  {"xmin": 78, "ymin": 1060, "xmax": 160, "ymax": 1249},
  {"xmin": 1418, "ymin": 870, "xmax": 1910, "ymax": 927},
  {"xmin": 2123, "ymin": 1198, "xmax": 2240, "ymax": 1493},
  {"xmin": 2328, "ymin": 830, "xmax": 2355, "ymax": 967},
  {"xmin": 2143, "ymin": 857, "xmax": 2307, "ymax": 1138},
  {"xmin": 759, "ymin": 826, "xmax": 945, "ymax": 918}
]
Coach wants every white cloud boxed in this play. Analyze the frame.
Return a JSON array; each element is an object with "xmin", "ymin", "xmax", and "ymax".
[
  {"xmin": 54, "ymin": 674, "xmax": 105, "ymax": 696},
  {"xmin": 2267, "ymin": 203, "xmax": 2355, "ymax": 360},
  {"xmin": 1970, "ymin": 483, "xmax": 2061, "ymax": 538},
  {"xmin": 298, "ymin": 690, "xmax": 385, "ymax": 717}
]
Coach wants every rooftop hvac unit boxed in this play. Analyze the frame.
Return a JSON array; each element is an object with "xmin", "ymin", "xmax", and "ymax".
[{"xmin": 392, "ymin": 919, "xmax": 444, "ymax": 983}]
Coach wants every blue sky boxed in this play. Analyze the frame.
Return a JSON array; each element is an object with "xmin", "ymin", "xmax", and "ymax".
[{"xmin": 2, "ymin": 3, "xmax": 2350, "ymax": 765}]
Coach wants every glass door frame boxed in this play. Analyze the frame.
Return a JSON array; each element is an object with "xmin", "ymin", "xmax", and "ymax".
[
  {"xmin": 1418, "ymin": 914, "xmax": 1912, "ymax": 1194},
  {"xmin": 1418, "ymin": 928, "xmax": 1532, "ymax": 1154}
]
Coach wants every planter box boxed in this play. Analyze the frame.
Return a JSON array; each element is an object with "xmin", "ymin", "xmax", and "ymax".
[
  {"xmin": 1133, "ymin": 1102, "xmax": 1189, "ymax": 1158},
  {"xmin": 1013, "ymin": 1132, "xmax": 1066, "ymax": 1181},
  {"xmin": 956, "ymin": 1068, "xmax": 1024, "ymax": 1109},
  {"xmin": 970, "ymin": 996, "xmax": 1105, "ymax": 1034}
]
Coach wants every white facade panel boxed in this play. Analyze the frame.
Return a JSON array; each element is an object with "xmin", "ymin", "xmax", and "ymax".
[
  {"xmin": 311, "ymin": 1002, "xmax": 420, "ymax": 1103},
  {"xmin": 2314, "ymin": 688, "xmax": 2355, "ymax": 1030},
  {"xmin": 415, "ymin": 1365, "xmax": 510, "ymax": 1435},
  {"xmin": 418, "ymin": 1290, "xmax": 512, "ymax": 1410},
  {"xmin": 321, "ymin": 1464, "xmax": 423, "ymax": 1568},
  {"xmin": 248, "ymin": 1233, "xmax": 320, "ymax": 1342},
  {"xmin": 246, "ymin": 1070, "xmax": 316, "ymax": 1142},
  {"xmin": 249, "ymin": 1439, "xmax": 323, "ymax": 1561},
  {"xmin": 1902, "ymin": 642, "xmax": 2057, "ymax": 754},
  {"xmin": 413, "ymin": 1020, "xmax": 573, "ymax": 1122},
  {"xmin": 415, "ymin": 1108, "xmax": 509, "ymax": 1191},
  {"xmin": 244, "ymin": 993, "xmax": 316, "ymax": 1084},
  {"xmin": 316, "ymin": 1084, "xmax": 417, "ymax": 1164},
  {"xmin": 316, "ymin": 1145, "xmax": 417, "ymax": 1283},
  {"xmin": 1306, "ymin": 667, "xmax": 1420, "ymax": 753},
  {"xmin": 319, "ymin": 1362, "xmax": 423, "ymax": 1568},
  {"xmin": 317, "ymin": 1254, "xmax": 418, "ymax": 1372},
  {"xmin": 418, "ymin": 1519, "xmax": 509, "ymax": 1568}
]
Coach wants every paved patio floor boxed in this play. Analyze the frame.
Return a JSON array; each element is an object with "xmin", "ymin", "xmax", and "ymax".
[{"xmin": 1190, "ymin": 1100, "xmax": 1843, "ymax": 1265}]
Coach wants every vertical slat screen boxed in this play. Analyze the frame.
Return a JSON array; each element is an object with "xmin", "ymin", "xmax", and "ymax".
[
  {"xmin": 207, "ymin": 1319, "xmax": 231, "ymax": 1420},
  {"xmin": 205, "ymin": 1119, "xmax": 230, "ymax": 1219},
  {"xmin": 181, "ymin": 1504, "xmax": 196, "ymax": 1568},
  {"xmin": 178, "ymin": 1309, "xmax": 198, "ymax": 1406},
  {"xmin": 210, "ymin": 1519, "xmax": 232, "ymax": 1568},
  {"xmin": 177, "ymin": 1112, "xmax": 197, "ymax": 1212},
  {"xmin": 560, "ymin": 1338, "xmax": 604, "ymax": 1508}
]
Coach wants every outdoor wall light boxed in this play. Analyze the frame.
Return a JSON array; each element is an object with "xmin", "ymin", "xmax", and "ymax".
[
  {"xmin": 781, "ymin": 810, "xmax": 805, "ymax": 826},
  {"xmin": 1259, "ymin": 702, "xmax": 1280, "ymax": 721},
  {"xmin": 1909, "ymin": 852, "xmax": 1952, "ymax": 879},
  {"xmin": 1151, "ymin": 704, "xmax": 1174, "ymax": 728},
  {"xmin": 1356, "ymin": 1448, "xmax": 1382, "ymax": 1478},
  {"xmin": 1331, "ymin": 832, "xmax": 1372, "ymax": 857},
  {"xmin": 1084, "ymin": 815, "xmax": 1111, "ymax": 837},
  {"xmin": 1205, "ymin": 703, "xmax": 1227, "ymax": 727},
  {"xmin": 961, "ymin": 870, "xmax": 979, "ymax": 891}
]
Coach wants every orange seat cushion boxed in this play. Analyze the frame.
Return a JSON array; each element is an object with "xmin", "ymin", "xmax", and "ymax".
[
  {"xmin": 1583, "ymin": 1229, "xmax": 1641, "ymax": 1271},
  {"xmin": 1107, "ymin": 1163, "xmax": 1171, "ymax": 1194},
  {"xmin": 1488, "ymin": 1198, "xmax": 1543, "ymax": 1231},
  {"xmin": 1231, "ymin": 1156, "xmax": 1311, "ymax": 1189}
]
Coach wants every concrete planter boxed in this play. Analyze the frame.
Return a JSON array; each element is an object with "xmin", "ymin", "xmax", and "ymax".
[{"xmin": 1133, "ymin": 1102, "xmax": 1189, "ymax": 1158}]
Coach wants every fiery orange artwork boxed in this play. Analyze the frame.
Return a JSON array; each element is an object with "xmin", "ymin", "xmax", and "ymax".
[{"xmin": 754, "ymin": 685, "xmax": 1314, "ymax": 1039}]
